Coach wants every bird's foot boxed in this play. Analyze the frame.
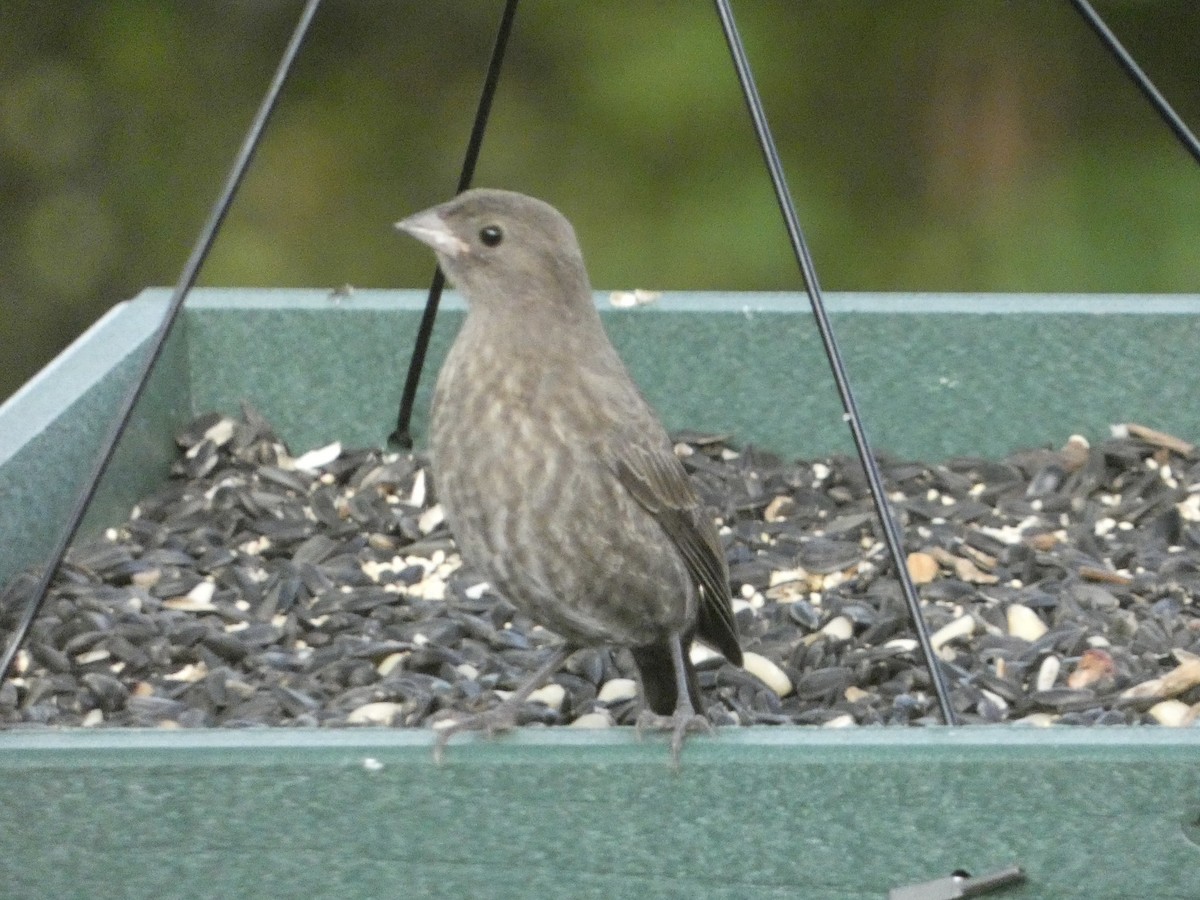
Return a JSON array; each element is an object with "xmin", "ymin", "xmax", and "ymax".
[
  {"xmin": 431, "ymin": 702, "xmax": 520, "ymax": 764},
  {"xmin": 429, "ymin": 645, "xmax": 576, "ymax": 764},
  {"xmin": 636, "ymin": 706, "xmax": 712, "ymax": 768}
]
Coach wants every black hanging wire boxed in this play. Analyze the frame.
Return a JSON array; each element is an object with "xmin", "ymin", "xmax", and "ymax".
[
  {"xmin": 0, "ymin": 0, "xmax": 323, "ymax": 683},
  {"xmin": 389, "ymin": 0, "xmax": 520, "ymax": 449},
  {"xmin": 712, "ymin": 0, "xmax": 959, "ymax": 725},
  {"xmin": 1069, "ymin": 0, "xmax": 1200, "ymax": 166}
]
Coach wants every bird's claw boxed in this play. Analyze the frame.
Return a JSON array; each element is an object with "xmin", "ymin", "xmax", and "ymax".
[
  {"xmin": 431, "ymin": 704, "xmax": 520, "ymax": 764},
  {"xmin": 636, "ymin": 707, "xmax": 712, "ymax": 767}
]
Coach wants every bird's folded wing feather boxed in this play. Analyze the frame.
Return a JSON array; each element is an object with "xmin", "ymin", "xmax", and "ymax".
[{"xmin": 611, "ymin": 442, "xmax": 742, "ymax": 665}]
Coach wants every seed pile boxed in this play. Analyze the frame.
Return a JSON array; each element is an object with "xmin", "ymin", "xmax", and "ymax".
[{"xmin": 2, "ymin": 409, "xmax": 1198, "ymax": 730}]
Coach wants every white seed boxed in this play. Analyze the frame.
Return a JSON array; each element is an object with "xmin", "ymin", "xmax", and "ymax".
[
  {"xmin": 163, "ymin": 662, "xmax": 207, "ymax": 683},
  {"xmin": 190, "ymin": 580, "xmax": 216, "ymax": 603},
  {"xmin": 1014, "ymin": 713, "xmax": 1058, "ymax": 727},
  {"xmin": 164, "ymin": 580, "xmax": 218, "ymax": 611},
  {"xmin": 410, "ymin": 577, "xmax": 446, "ymax": 601},
  {"xmin": 376, "ymin": 652, "xmax": 407, "ymax": 676},
  {"xmin": 347, "ymin": 702, "xmax": 403, "ymax": 725},
  {"xmin": 463, "ymin": 581, "xmax": 490, "ymax": 600},
  {"xmin": 131, "ymin": 568, "xmax": 161, "ymax": 588},
  {"xmin": 822, "ymin": 714, "xmax": 857, "ymax": 728},
  {"xmin": 821, "ymin": 571, "xmax": 850, "ymax": 590},
  {"xmin": 418, "ymin": 503, "xmax": 445, "ymax": 534},
  {"xmin": 742, "ymin": 651, "xmax": 793, "ymax": 697},
  {"xmin": 292, "ymin": 441, "xmax": 342, "ymax": 471},
  {"xmin": 238, "ymin": 535, "xmax": 271, "ymax": 555},
  {"xmin": 769, "ymin": 567, "xmax": 806, "ymax": 586},
  {"xmin": 763, "ymin": 495, "xmax": 795, "ymax": 522},
  {"xmin": 453, "ymin": 662, "xmax": 479, "ymax": 681},
  {"xmin": 527, "ymin": 683, "xmax": 565, "ymax": 711},
  {"xmin": 609, "ymin": 289, "xmax": 659, "ymax": 308},
  {"xmin": 1148, "ymin": 699, "xmax": 1194, "ymax": 727},
  {"xmin": 1007, "ymin": 603, "xmax": 1048, "ymax": 642},
  {"xmin": 689, "ymin": 643, "xmax": 722, "ymax": 665},
  {"xmin": 408, "ymin": 469, "xmax": 427, "ymax": 507},
  {"xmin": 569, "ymin": 711, "xmax": 614, "ymax": 728},
  {"xmin": 1036, "ymin": 655, "xmax": 1061, "ymax": 692},
  {"xmin": 361, "ymin": 560, "xmax": 390, "ymax": 582},
  {"xmin": 81, "ymin": 709, "xmax": 104, "ymax": 727},
  {"xmin": 821, "ymin": 615, "xmax": 854, "ymax": 641},
  {"xmin": 930, "ymin": 614, "xmax": 975, "ymax": 650},
  {"xmin": 844, "ymin": 686, "xmax": 872, "ymax": 703},
  {"xmin": 597, "ymin": 678, "xmax": 639, "ymax": 704},
  {"xmin": 203, "ymin": 417, "xmax": 236, "ymax": 447}
]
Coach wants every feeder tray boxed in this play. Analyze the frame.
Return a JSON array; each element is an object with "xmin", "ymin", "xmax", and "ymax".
[{"xmin": 2, "ymin": 288, "xmax": 1198, "ymax": 898}]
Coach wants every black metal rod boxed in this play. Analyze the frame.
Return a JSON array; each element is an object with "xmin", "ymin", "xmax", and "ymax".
[
  {"xmin": 0, "ymin": 0, "xmax": 323, "ymax": 683},
  {"xmin": 712, "ymin": 0, "xmax": 958, "ymax": 725},
  {"xmin": 1069, "ymin": 0, "xmax": 1200, "ymax": 166},
  {"xmin": 389, "ymin": 0, "xmax": 520, "ymax": 449}
]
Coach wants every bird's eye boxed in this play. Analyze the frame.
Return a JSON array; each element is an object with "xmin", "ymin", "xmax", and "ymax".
[{"xmin": 479, "ymin": 225, "xmax": 504, "ymax": 247}]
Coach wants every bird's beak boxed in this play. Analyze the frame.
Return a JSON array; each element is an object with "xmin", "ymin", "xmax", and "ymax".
[{"xmin": 394, "ymin": 208, "xmax": 469, "ymax": 258}]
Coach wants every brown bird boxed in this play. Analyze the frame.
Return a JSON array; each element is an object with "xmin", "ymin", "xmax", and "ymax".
[{"xmin": 395, "ymin": 188, "xmax": 742, "ymax": 762}]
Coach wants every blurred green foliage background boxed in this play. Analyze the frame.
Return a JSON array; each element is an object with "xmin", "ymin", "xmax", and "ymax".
[{"xmin": 1, "ymin": 1, "xmax": 1198, "ymax": 403}]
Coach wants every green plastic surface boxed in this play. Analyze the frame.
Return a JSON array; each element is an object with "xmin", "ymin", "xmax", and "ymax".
[
  {"xmin": 0, "ymin": 729, "xmax": 1197, "ymax": 898},
  {"xmin": 0, "ymin": 300, "xmax": 188, "ymax": 587},
  {"xmin": 179, "ymin": 289, "xmax": 1200, "ymax": 463},
  {"xmin": 2, "ymin": 290, "xmax": 1199, "ymax": 898}
]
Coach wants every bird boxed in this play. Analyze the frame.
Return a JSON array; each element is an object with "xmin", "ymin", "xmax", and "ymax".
[{"xmin": 394, "ymin": 188, "xmax": 742, "ymax": 763}]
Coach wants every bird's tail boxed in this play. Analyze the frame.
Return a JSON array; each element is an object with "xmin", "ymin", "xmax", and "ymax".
[{"xmin": 630, "ymin": 639, "xmax": 703, "ymax": 716}]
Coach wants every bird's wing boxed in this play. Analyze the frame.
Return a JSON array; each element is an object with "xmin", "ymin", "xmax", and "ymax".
[{"xmin": 611, "ymin": 442, "xmax": 742, "ymax": 666}]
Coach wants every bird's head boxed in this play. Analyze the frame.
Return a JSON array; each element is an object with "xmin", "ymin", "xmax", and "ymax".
[{"xmin": 395, "ymin": 188, "xmax": 592, "ymax": 316}]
